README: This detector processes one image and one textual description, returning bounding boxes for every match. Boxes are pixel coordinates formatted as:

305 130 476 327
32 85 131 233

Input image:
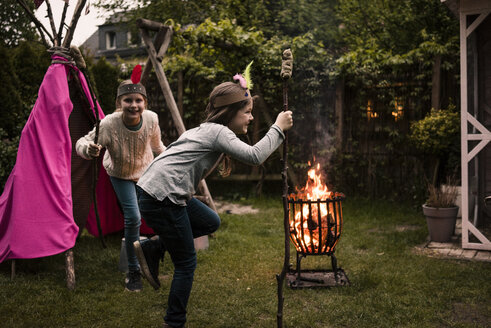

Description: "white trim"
460 10 491 251
465 12 490 37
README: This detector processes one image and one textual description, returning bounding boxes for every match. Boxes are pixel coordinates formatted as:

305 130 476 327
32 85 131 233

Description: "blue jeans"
137 187 220 327
110 176 141 272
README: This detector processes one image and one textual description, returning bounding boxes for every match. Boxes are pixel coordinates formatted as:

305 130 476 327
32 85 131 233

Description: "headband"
212 61 254 108
213 89 251 108
117 65 147 98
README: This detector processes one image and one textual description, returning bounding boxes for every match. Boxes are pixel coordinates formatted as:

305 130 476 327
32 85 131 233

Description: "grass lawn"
0 197 490 327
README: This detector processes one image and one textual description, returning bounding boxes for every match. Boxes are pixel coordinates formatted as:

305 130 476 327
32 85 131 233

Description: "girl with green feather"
133 62 293 328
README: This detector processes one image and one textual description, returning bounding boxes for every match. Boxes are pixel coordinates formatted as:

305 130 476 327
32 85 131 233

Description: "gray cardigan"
137 122 285 205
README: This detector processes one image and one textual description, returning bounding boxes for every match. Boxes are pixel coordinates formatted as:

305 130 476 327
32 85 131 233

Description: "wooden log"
65 249 76 290
136 18 166 31
156 26 173 61
140 28 186 134
141 29 166 84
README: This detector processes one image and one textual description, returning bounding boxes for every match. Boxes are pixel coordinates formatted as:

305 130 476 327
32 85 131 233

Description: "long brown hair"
205 82 252 177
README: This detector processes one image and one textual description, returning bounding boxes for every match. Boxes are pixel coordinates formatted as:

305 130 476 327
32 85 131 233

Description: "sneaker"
134 236 162 290
125 270 143 292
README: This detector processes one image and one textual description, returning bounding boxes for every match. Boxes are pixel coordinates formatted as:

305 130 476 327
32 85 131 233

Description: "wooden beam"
136 18 166 31
141 27 172 85
140 28 185 134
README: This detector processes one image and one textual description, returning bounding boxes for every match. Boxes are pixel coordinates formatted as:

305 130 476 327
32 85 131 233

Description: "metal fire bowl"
287 269 350 289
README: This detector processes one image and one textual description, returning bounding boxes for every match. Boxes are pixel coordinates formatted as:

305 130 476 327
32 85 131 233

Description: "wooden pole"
65 249 75 290
57 1 70 45
140 26 171 85
62 0 87 48
11 260 15 280
44 0 59 46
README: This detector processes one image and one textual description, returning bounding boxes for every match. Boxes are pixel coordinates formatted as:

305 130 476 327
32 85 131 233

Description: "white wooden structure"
451 0 491 250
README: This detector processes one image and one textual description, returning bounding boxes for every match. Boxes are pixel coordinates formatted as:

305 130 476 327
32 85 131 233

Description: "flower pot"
422 204 458 242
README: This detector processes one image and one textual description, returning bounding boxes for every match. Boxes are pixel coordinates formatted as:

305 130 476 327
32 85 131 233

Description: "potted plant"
422 180 459 242
409 107 460 242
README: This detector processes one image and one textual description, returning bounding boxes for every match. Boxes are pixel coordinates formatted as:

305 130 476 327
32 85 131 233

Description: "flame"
289 162 342 253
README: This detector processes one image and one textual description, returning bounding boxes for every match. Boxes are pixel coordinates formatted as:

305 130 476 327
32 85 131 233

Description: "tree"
0 0 38 47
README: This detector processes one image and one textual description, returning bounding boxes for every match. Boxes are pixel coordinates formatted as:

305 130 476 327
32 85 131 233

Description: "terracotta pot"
422 204 458 242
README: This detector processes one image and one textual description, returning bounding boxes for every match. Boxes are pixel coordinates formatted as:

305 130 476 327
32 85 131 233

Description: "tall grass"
1 197 490 327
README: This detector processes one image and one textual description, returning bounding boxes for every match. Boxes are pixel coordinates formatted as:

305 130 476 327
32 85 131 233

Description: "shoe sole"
134 240 161 290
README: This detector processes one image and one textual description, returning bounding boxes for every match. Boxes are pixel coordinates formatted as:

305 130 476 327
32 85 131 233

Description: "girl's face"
228 100 253 135
120 93 145 124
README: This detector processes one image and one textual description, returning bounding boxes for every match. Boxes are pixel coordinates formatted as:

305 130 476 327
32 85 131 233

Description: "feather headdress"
117 65 147 98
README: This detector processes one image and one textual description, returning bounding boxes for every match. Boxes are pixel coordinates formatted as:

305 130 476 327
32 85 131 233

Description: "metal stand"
287 252 350 288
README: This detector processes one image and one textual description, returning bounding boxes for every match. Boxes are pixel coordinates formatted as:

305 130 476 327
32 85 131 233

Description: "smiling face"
227 99 253 135
118 93 146 126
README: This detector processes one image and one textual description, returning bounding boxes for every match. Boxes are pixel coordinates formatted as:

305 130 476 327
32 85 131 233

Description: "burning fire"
289 162 343 253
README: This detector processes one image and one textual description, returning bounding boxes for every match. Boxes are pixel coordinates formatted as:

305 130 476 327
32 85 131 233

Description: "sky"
34 0 107 46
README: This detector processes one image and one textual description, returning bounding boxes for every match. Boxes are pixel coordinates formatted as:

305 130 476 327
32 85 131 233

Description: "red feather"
131 65 142 84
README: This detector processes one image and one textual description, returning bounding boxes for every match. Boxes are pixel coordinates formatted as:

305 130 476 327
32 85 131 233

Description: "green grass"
1 197 490 328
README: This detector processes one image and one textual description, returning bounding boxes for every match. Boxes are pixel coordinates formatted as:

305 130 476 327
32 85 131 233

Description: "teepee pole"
57 1 70 45
44 0 59 46
62 0 87 48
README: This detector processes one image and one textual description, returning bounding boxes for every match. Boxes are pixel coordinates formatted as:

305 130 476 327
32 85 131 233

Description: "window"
106 31 116 50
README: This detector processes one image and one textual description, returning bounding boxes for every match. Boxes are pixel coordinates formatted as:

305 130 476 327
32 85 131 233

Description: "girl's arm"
75 126 103 159
215 124 285 166
214 110 292 165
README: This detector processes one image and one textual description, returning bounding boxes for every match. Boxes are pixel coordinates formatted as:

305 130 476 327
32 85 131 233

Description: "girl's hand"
88 143 102 158
275 111 293 132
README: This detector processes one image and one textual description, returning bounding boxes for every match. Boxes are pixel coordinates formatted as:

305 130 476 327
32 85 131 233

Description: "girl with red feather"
76 65 165 291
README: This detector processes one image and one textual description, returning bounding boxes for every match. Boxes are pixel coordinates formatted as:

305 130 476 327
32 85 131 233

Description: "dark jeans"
137 187 220 327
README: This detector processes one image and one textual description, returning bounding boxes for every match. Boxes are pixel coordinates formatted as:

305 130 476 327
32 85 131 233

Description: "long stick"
70 45 106 248
276 48 293 328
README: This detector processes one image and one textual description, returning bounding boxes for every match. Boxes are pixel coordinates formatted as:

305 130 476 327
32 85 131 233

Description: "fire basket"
285 165 350 288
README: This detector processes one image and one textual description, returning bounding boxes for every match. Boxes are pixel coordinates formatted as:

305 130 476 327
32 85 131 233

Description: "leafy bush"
409 107 460 156
409 106 460 188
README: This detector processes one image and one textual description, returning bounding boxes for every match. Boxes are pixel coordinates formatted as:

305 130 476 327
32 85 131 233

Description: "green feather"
243 60 254 90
